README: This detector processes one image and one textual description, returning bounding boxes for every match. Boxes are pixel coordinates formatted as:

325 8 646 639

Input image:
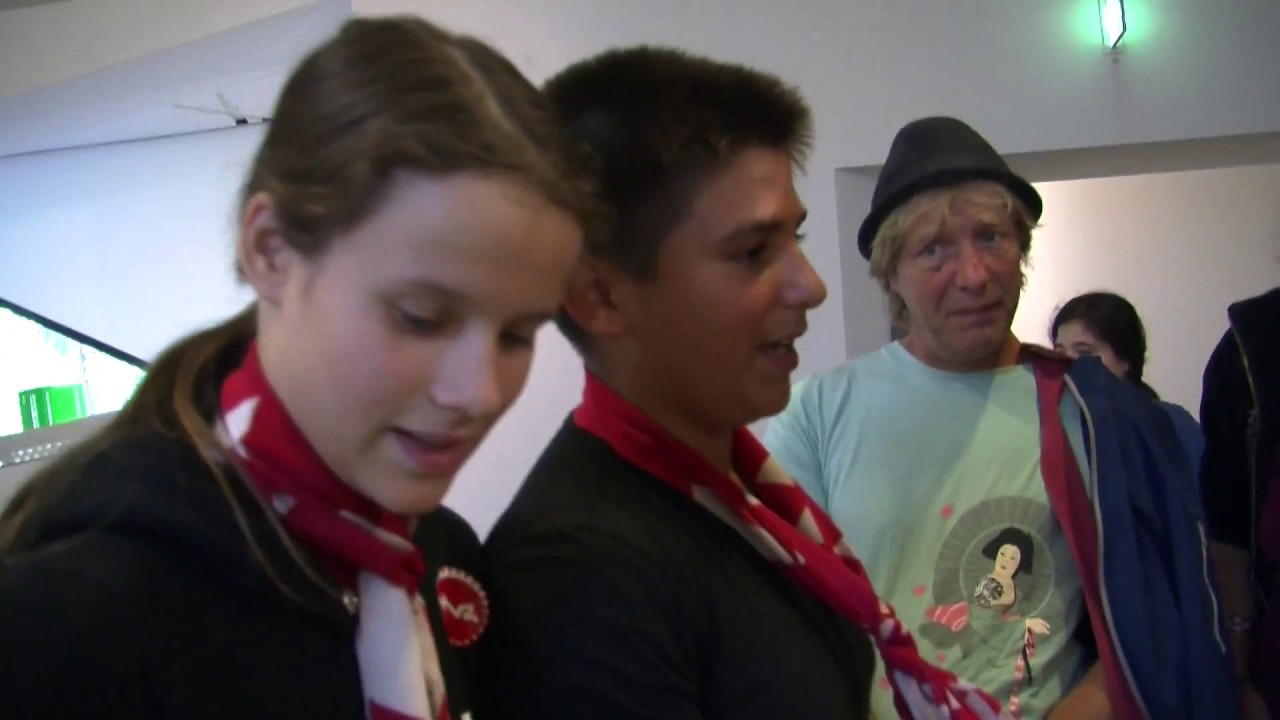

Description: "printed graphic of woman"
965 527 1051 643
922 526 1051 718
975 528 1048 635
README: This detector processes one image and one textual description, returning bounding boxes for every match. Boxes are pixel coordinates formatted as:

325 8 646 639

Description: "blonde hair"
0 17 599 595
867 180 1036 333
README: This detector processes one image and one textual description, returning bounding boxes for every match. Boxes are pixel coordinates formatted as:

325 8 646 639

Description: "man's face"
890 186 1024 372
618 147 827 430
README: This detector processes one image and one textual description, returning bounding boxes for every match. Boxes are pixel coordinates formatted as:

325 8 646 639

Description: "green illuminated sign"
1100 0 1127 49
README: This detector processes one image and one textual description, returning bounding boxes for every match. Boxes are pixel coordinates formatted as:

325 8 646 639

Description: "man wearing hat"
766 117 1238 719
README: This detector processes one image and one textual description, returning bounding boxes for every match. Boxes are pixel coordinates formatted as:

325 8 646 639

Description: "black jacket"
0 432 483 719
477 420 875 720
1200 287 1280 618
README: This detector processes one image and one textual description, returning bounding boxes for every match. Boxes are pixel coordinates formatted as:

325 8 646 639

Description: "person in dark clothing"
1201 286 1280 719
1 433 485 719
0 16 595 720
478 48 1006 720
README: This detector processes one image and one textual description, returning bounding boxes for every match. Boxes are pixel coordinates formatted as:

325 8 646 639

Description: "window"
0 299 146 438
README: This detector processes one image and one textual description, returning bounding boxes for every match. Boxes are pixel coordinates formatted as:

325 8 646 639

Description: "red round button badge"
435 567 490 647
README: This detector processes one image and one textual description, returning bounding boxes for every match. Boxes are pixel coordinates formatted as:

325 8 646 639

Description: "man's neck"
902 333 1022 373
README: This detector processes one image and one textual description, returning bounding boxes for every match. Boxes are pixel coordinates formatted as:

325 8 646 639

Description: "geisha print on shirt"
917 497 1082 719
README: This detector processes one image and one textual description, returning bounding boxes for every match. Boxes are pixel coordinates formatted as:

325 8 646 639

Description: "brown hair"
541 46 812 351
868 181 1035 334
0 17 597 572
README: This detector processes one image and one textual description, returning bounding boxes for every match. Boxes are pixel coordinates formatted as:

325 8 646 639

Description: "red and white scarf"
573 372 1008 720
219 342 449 720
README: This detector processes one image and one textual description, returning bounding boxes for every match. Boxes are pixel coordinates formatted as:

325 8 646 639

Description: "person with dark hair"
0 16 595 719
766 116 1237 719
1199 286 1280 719
478 48 1000 720
1051 291 1204 479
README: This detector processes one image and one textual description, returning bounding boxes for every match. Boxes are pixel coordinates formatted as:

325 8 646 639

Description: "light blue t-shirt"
764 342 1091 720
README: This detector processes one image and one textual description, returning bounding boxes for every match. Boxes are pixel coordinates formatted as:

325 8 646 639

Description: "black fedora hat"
856 116 1042 259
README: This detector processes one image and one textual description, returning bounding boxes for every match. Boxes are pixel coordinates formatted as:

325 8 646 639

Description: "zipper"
1065 376 1150 720
1230 327 1264 608
1199 521 1228 653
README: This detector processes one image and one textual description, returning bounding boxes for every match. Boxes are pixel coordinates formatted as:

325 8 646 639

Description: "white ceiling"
0 0 70 11
0 0 350 158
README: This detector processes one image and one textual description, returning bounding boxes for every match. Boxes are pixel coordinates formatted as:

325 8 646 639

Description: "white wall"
0 0 351 158
1013 163 1280 414
0 0 319 97
0 127 260 359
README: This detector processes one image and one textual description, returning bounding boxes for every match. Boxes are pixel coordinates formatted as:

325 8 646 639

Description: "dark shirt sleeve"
1200 329 1253 548
477 527 704 720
